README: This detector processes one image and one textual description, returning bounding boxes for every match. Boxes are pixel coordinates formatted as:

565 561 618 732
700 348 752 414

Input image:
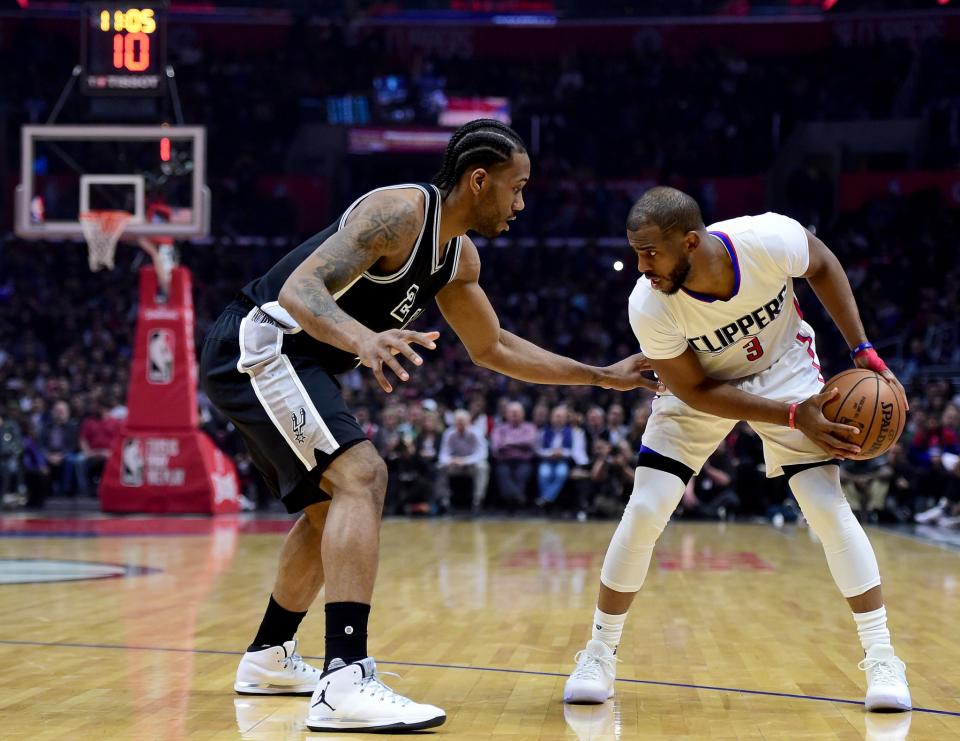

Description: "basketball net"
80 210 132 272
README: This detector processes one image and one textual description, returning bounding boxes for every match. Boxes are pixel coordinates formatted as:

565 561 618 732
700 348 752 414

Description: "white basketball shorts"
640 320 830 477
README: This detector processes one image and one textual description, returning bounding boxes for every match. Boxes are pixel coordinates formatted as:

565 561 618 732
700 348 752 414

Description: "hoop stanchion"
79 210 131 271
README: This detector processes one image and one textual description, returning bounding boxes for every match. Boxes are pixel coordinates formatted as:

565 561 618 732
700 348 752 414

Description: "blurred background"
2 0 959 532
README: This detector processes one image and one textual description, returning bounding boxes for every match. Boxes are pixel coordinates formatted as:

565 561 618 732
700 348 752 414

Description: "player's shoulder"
708 212 805 243
628 277 667 318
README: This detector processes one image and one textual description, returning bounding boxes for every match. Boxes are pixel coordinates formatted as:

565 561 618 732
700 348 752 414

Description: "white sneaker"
563 639 617 704
860 645 911 712
234 640 321 695
305 657 446 732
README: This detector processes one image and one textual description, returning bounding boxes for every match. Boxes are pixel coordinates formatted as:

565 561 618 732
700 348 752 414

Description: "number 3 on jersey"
743 337 764 361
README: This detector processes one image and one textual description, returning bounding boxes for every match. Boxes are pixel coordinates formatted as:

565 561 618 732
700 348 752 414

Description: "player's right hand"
357 329 440 393
794 387 862 459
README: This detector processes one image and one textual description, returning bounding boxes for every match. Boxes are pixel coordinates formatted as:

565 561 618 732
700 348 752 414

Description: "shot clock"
81 2 167 95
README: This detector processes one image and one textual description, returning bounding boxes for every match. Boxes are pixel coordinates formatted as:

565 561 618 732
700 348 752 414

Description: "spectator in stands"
412 409 444 514
39 400 83 497
536 404 576 508
467 395 491 512
914 447 960 526
884 442 918 522
354 406 379 441
626 402 651 452
0 405 26 504
583 406 609 452
78 399 122 496
490 401 538 511
679 440 739 520
588 438 635 519
437 409 488 513
841 455 894 523
605 403 629 445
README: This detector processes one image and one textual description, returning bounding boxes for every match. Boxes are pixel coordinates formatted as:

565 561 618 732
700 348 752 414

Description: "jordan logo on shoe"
311 681 335 711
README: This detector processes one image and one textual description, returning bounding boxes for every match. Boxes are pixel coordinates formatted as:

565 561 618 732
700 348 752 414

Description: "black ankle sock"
324 602 370 670
248 595 307 653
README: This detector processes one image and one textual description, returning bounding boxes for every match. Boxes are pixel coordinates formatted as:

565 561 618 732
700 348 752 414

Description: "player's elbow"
278 280 304 319
468 339 503 370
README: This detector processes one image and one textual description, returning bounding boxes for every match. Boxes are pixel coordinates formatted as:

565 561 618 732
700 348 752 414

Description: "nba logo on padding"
147 328 174 384
121 438 145 487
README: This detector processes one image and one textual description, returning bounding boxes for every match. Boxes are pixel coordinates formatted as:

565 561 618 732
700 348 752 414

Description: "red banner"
839 171 960 212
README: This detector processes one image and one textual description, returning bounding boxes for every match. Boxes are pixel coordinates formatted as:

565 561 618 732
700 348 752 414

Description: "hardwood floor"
1 515 957 739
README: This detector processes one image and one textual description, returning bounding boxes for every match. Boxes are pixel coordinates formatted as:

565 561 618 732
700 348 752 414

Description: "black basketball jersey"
240 183 463 374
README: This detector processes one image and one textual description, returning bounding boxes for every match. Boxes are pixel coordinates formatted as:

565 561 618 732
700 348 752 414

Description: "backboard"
15 125 209 239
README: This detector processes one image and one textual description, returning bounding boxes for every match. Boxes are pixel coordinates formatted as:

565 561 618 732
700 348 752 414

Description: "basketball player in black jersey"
201 119 654 732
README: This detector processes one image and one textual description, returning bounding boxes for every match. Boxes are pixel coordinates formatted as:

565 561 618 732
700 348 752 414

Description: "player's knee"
788 465 851 543
347 454 388 501
623 492 674 542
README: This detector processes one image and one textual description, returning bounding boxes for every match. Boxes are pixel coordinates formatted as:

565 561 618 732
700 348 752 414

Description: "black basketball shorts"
200 299 368 513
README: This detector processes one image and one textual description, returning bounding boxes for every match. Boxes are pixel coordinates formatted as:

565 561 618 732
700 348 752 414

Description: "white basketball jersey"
628 212 809 381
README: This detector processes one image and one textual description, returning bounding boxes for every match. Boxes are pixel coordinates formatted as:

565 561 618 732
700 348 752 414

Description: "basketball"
820 369 907 460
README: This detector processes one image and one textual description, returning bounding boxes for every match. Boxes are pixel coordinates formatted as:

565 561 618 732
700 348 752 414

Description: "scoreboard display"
81 3 167 95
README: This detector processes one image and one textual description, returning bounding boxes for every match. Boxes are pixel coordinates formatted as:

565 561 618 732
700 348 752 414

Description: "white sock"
853 605 891 653
591 608 627 654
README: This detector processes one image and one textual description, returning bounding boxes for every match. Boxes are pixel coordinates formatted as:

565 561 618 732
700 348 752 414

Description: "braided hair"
432 119 527 197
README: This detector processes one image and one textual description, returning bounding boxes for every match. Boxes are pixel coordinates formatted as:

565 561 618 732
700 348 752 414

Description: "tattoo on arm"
290 194 421 322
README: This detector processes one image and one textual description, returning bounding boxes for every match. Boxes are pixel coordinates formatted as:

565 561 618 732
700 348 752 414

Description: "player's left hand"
597 354 664 393
852 346 908 410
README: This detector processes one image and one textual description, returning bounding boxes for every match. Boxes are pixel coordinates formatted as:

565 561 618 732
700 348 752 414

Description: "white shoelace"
360 669 412 706
571 649 618 682
858 655 906 685
282 650 314 675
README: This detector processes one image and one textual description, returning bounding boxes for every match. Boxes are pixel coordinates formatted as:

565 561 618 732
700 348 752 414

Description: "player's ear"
469 168 488 195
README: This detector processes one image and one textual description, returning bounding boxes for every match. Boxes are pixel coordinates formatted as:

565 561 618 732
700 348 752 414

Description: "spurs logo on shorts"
390 283 420 323
291 407 307 444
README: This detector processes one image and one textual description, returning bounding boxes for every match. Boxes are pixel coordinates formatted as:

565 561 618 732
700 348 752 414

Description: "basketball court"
3 3 959 739
0 515 957 739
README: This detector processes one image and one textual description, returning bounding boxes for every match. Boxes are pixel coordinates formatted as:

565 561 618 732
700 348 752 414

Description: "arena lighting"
613 260 624 272
822 0 839 9
938 0 951 6
160 136 170 161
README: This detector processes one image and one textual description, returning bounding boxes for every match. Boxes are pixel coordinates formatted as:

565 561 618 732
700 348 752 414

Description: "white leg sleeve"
788 465 882 598
599 467 687 593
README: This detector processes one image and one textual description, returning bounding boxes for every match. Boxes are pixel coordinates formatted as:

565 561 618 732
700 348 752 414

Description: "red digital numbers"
112 32 151 72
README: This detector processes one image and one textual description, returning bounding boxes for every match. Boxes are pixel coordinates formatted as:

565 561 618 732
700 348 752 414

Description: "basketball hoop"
80 210 132 271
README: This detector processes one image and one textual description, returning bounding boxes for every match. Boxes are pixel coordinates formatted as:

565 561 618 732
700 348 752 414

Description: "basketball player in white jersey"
563 187 911 712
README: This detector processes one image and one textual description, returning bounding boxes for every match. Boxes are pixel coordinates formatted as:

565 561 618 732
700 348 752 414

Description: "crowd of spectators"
2 6 960 525
1 189 960 529
4 13 960 232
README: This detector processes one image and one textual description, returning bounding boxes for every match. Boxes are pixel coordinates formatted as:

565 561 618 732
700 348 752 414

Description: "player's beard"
658 253 692 295
474 191 507 238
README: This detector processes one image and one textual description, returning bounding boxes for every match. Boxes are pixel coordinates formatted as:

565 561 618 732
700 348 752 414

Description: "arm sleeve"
628 296 687 360
753 212 809 277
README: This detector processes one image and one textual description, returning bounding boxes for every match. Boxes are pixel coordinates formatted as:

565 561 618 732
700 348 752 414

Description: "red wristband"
788 402 798 429
852 347 889 373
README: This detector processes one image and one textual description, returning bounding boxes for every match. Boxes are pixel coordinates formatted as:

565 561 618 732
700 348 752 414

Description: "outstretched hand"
357 329 440 393
597 353 663 393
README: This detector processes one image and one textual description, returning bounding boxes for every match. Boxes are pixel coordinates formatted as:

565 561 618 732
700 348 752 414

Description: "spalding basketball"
820 369 907 460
